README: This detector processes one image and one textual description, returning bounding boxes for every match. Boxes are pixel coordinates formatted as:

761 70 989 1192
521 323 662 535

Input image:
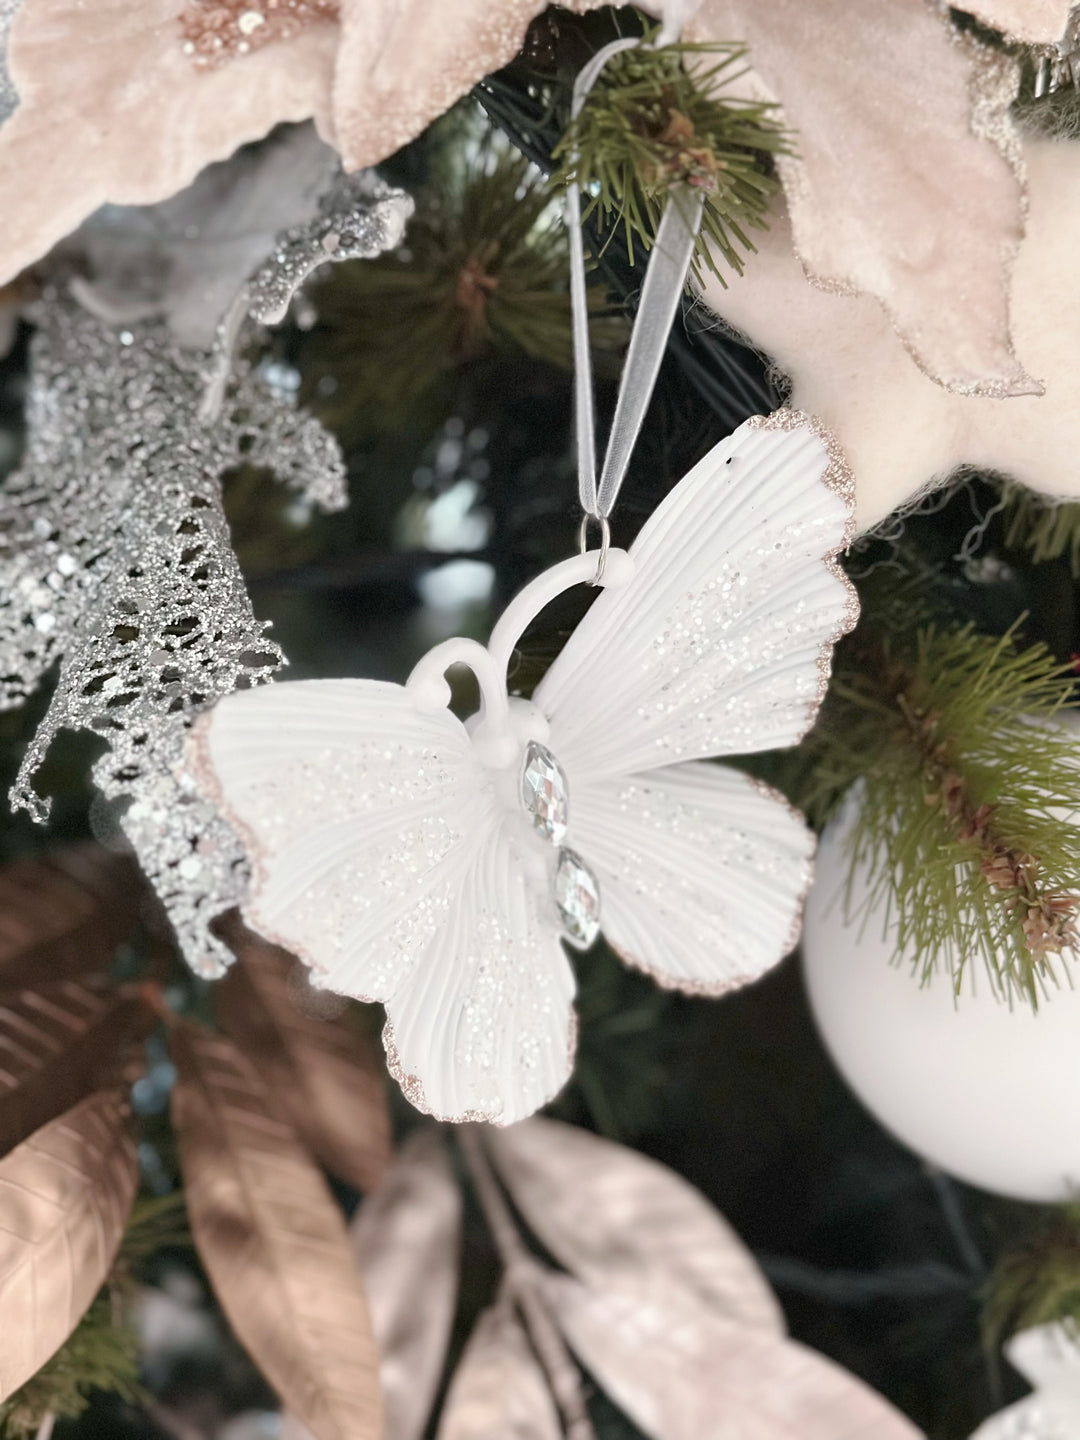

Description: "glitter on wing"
192 679 579 1125
572 765 816 994
534 413 857 779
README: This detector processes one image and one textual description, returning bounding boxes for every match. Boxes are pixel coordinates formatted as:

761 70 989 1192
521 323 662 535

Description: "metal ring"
578 513 610 586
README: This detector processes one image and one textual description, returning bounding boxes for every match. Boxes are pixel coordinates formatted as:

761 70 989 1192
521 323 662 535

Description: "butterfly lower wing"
384 818 577 1125
191 678 492 1001
536 412 856 780
573 763 815 993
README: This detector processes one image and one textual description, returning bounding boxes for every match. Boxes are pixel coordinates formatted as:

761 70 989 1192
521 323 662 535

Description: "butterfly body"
191 411 856 1123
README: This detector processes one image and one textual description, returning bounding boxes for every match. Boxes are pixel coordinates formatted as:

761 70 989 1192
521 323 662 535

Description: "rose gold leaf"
280 1128 463 1440
214 922 390 1193
349 1128 461 1440
435 1305 560 1440
0 978 153 1159
0 844 142 988
168 1018 381 1440
0 1085 138 1399
542 1274 923 1440
488 1118 783 1334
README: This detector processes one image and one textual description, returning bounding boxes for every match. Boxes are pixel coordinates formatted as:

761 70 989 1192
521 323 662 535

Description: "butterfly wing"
535 411 853 994
534 411 856 780
572 764 814 992
193 678 575 1123
384 817 576 1124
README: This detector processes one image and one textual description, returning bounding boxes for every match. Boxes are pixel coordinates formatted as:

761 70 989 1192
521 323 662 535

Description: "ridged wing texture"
536 413 855 780
193 678 495 1003
489 1117 783 1335
0 844 141 987
435 1305 561 1440
0 1086 138 1399
571 764 815 993
169 1019 381 1440
0 978 152 1159
383 820 576 1125
214 923 390 1193
349 1129 461 1440
542 1274 925 1440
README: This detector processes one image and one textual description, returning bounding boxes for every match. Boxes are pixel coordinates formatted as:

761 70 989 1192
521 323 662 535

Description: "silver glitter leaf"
245 168 412 327
69 124 342 349
0 293 347 977
0 0 20 130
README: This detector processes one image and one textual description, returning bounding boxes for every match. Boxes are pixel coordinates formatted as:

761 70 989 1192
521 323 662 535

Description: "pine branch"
0 1296 141 1439
550 28 789 283
1000 482 1080 575
301 114 626 440
984 1206 1080 1349
747 576 1080 998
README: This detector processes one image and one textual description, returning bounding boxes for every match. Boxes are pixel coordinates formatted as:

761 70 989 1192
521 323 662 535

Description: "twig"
33 1415 55 1440
459 1126 596 1440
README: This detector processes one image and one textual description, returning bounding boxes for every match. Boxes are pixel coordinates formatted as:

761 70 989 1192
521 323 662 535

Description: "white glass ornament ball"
802 801 1080 1202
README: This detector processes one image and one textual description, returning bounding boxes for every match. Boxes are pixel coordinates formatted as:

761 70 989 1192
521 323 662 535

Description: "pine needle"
0 1297 141 1437
800 618 1080 1001
1000 481 1080 574
551 29 789 283
303 117 625 438
984 1205 1080 1349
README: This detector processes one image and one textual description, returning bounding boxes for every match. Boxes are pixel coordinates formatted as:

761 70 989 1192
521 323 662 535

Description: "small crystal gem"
554 848 601 947
520 740 569 845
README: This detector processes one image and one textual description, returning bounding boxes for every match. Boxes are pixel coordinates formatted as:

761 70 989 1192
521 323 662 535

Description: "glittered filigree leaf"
0 294 344 976
246 166 412 326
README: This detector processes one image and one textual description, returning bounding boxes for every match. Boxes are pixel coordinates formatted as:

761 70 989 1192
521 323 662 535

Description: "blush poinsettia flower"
0 0 1070 398
191 412 857 1124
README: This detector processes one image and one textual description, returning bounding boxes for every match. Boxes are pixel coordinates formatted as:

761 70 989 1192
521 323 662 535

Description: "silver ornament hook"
578 512 610 586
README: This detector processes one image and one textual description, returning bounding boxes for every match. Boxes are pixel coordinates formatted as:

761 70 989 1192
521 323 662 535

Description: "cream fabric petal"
535 414 855 780
698 139 1080 532
0 0 338 288
693 0 1031 397
384 819 577 1125
967 1 1072 40
572 764 814 993
192 678 495 1004
333 0 608 171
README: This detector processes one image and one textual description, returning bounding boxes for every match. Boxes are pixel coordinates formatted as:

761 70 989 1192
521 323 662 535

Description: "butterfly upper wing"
535 412 856 781
536 412 854 995
192 678 576 1124
572 764 815 993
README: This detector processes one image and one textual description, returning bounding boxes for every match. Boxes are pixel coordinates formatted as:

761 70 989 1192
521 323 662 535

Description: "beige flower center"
179 0 340 69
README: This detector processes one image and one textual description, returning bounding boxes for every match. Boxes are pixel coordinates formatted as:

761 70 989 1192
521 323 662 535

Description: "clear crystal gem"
521 740 569 845
554 848 601 947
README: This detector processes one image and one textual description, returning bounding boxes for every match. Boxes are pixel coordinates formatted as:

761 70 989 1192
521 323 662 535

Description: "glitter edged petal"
0 0 338 287
966 0 1072 40
574 764 815 994
698 140 1080 531
535 413 856 779
694 0 1032 396
383 821 577 1126
192 678 496 1002
332 0 605 171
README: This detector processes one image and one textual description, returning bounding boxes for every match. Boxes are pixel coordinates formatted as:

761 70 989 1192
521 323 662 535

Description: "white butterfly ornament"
191 410 856 1123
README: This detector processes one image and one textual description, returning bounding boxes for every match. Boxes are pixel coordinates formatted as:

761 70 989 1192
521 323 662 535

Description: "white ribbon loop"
566 35 704 525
